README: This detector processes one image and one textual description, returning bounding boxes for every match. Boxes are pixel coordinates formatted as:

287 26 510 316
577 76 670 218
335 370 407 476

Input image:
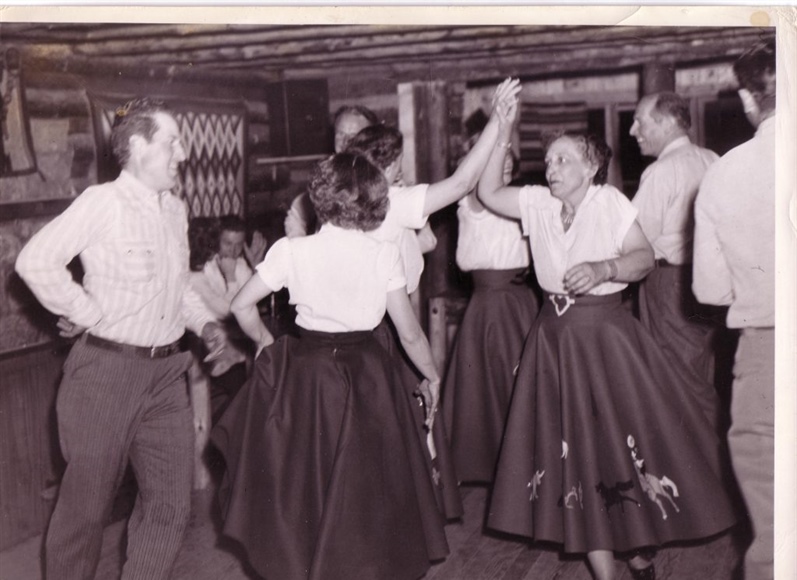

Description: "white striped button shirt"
16 170 215 348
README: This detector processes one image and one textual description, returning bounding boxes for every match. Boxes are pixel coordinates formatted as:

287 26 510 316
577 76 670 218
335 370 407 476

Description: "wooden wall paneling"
603 102 623 191
0 345 68 551
427 296 469 376
640 62 677 96
283 79 331 157
8 25 770 86
398 80 455 325
517 101 589 183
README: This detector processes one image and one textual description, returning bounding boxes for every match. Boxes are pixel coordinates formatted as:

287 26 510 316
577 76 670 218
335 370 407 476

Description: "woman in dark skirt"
342 78 523 518
211 153 447 580
442 152 539 484
478 123 737 580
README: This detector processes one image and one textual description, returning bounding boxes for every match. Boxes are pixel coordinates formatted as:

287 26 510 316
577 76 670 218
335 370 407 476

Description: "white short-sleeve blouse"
368 183 429 294
256 224 406 332
518 183 637 295
455 196 530 272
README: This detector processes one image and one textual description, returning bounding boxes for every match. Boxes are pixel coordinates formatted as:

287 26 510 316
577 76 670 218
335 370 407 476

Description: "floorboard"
0 482 744 580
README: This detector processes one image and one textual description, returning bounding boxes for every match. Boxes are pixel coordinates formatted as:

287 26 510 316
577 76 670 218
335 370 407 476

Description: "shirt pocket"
115 239 157 282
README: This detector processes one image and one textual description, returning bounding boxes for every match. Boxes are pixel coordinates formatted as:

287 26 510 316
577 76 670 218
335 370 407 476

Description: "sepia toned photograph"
1 5 794 580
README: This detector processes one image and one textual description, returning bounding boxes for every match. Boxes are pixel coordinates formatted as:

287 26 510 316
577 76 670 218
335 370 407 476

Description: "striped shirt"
16 170 215 347
632 136 719 265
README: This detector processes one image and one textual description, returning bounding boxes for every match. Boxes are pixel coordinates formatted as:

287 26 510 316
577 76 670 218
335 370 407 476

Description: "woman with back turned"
212 152 448 580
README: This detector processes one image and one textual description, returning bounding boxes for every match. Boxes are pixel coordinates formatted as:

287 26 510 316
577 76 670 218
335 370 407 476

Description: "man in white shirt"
693 41 777 580
630 91 721 427
16 97 225 580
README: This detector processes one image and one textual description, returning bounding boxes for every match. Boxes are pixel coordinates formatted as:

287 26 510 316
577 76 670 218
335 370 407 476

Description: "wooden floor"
0 481 745 580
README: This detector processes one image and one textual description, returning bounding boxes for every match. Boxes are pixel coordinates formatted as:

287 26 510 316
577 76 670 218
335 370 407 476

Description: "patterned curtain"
89 93 246 218
518 101 589 178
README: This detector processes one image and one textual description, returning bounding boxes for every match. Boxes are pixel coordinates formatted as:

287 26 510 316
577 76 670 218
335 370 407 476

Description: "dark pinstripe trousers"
45 335 194 580
638 264 720 428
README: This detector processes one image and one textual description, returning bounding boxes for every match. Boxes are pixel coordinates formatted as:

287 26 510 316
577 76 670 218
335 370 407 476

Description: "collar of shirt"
658 135 692 160
117 169 175 212
573 182 601 213
317 222 370 239
757 114 776 139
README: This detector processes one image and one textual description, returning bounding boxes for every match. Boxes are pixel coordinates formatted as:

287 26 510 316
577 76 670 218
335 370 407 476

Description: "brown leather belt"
85 333 182 359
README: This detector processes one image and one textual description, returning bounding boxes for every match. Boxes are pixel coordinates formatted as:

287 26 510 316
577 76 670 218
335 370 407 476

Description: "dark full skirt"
442 268 539 483
373 317 464 520
212 330 449 580
487 293 737 554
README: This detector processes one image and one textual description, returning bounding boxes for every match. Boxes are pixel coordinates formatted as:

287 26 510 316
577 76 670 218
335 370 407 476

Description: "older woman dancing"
478 115 737 580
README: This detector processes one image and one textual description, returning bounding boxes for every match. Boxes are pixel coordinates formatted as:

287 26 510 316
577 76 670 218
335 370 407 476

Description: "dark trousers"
639 263 720 427
46 335 194 580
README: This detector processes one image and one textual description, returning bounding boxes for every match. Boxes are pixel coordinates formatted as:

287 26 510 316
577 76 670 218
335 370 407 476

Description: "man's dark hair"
734 39 776 113
309 153 389 232
651 92 692 132
110 97 174 168
345 125 403 171
218 214 246 234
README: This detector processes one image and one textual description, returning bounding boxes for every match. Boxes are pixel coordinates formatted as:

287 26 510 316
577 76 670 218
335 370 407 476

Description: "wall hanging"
1 47 37 177
89 92 246 218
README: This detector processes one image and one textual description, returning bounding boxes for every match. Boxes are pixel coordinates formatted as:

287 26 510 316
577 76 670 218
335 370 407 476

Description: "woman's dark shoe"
628 563 656 580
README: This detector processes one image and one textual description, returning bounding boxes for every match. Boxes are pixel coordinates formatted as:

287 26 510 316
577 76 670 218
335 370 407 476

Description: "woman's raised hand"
245 231 268 266
491 78 521 114
496 94 519 127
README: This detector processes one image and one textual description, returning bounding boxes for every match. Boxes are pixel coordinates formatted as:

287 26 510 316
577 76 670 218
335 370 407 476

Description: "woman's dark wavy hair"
308 153 389 232
345 125 403 171
111 97 173 168
542 130 613 185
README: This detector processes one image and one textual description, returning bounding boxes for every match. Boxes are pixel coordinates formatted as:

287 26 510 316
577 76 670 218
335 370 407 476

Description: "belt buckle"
550 294 575 317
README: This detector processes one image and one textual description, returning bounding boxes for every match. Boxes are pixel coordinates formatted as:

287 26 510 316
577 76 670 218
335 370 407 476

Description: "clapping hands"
491 77 521 127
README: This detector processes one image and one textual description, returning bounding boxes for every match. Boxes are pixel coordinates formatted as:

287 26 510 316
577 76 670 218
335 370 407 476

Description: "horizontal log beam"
4 24 772 95
8 25 762 71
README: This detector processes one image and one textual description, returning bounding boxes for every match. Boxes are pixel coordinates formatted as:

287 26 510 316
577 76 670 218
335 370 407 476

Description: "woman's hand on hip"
563 261 610 295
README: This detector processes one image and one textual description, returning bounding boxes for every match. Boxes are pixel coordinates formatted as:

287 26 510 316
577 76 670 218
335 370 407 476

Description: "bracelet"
496 140 512 150
607 259 618 282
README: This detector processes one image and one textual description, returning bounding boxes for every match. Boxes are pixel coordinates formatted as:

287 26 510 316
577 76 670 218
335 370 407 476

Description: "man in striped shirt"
16 97 226 580
629 92 722 428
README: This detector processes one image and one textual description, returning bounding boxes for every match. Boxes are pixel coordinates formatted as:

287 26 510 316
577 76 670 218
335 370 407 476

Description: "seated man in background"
187 214 267 488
